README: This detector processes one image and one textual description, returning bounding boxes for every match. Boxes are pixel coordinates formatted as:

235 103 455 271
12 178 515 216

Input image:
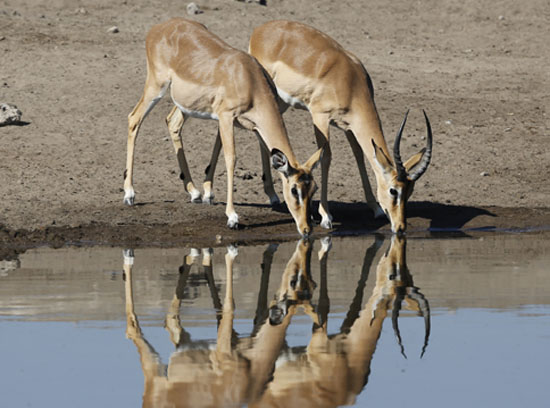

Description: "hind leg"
124 79 170 205
165 106 202 203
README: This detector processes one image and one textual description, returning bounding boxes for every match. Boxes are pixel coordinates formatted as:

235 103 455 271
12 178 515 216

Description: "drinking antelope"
247 20 433 233
123 18 323 236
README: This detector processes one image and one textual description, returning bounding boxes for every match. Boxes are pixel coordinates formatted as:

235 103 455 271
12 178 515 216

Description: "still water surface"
1 232 550 407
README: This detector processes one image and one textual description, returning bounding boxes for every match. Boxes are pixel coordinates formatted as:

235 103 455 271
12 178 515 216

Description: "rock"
187 3 203 15
480 171 489 177
107 26 119 34
0 103 22 126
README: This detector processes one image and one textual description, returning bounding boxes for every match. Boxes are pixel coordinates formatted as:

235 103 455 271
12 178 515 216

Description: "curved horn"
393 110 409 182
408 110 433 181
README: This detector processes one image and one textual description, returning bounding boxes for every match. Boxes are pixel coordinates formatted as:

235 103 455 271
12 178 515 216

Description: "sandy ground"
1 0 549 254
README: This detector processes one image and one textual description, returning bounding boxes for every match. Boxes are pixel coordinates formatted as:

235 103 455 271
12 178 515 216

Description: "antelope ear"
271 148 294 177
303 144 325 172
372 139 394 175
404 148 426 173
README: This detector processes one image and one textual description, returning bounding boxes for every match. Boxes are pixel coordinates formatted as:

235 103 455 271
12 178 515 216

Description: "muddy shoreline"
2 202 550 261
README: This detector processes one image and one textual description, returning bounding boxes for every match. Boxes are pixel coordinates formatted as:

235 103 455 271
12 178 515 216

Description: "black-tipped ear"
371 139 393 175
271 148 293 177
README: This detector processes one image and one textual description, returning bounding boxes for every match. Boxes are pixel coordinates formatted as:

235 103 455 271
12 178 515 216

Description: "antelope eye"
389 188 398 197
291 186 299 197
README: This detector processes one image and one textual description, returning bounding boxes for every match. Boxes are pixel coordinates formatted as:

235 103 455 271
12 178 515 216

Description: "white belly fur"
277 87 307 110
173 99 219 120
170 76 219 121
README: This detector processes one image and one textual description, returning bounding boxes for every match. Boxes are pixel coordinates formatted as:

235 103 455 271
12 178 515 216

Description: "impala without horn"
123 18 323 236
246 20 433 233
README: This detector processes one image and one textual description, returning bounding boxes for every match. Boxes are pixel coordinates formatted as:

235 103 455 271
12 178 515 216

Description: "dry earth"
1 0 549 256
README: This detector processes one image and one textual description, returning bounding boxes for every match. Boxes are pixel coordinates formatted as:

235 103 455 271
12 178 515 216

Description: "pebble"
480 172 489 177
187 3 203 15
107 26 119 34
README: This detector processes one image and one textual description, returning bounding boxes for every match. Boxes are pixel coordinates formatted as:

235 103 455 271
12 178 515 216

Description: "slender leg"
345 130 384 218
217 245 237 356
202 130 223 204
218 115 239 229
255 131 280 206
165 106 202 203
124 79 169 205
311 113 333 229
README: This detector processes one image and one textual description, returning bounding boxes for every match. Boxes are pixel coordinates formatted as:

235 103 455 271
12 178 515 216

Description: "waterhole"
1 231 549 407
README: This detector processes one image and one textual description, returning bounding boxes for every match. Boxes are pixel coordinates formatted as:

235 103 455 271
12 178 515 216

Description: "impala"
123 18 323 236
247 20 433 233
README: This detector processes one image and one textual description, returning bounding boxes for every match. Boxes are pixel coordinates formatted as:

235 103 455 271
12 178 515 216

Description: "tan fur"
124 18 322 236
249 20 432 233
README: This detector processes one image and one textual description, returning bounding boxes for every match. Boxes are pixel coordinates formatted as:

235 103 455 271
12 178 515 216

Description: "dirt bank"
1 0 548 255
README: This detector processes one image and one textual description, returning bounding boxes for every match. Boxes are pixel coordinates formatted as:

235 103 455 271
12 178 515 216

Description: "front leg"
255 130 280 206
202 129 222 204
312 113 333 229
218 115 239 229
345 129 384 218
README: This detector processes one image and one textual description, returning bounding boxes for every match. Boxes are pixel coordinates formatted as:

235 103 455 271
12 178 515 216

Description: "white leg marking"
202 248 213 262
318 236 332 260
320 213 333 229
226 245 238 259
123 249 135 265
227 212 239 229
123 188 135 206
189 188 202 203
202 191 215 205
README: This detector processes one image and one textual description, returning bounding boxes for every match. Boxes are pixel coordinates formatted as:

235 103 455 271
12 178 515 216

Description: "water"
1 232 550 407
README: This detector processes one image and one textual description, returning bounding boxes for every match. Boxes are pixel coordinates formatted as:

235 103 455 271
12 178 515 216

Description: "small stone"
498 15 505 20
445 120 452 125
187 2 203 15
480 171 489 177
0 36 5 41
107 26 119 34
215 234 222 244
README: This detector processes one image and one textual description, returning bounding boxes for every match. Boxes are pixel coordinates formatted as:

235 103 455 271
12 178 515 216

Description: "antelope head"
271 147 324 237
371 110 433 234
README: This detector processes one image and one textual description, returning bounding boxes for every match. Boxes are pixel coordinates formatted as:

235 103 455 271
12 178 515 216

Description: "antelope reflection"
123 236 430 407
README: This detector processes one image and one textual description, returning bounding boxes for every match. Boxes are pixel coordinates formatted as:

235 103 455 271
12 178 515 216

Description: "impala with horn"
248 20 433 233
123 18 323 236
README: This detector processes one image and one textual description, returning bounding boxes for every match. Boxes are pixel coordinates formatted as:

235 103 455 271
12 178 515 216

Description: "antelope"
123 18 323 236
246 20 433 233
123 236 430 407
